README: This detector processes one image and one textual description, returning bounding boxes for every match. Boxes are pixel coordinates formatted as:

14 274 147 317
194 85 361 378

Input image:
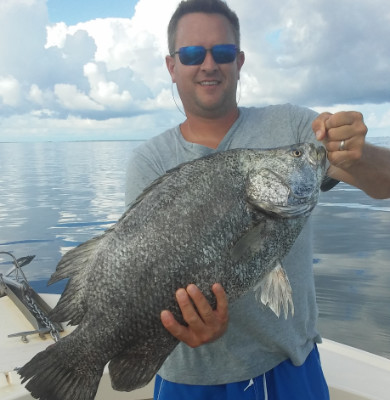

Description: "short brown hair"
167 0 241 55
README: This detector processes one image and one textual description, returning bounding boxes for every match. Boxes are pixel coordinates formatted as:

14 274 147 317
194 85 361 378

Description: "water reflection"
313 183 390 358
0 141 140 278
1 141 389 359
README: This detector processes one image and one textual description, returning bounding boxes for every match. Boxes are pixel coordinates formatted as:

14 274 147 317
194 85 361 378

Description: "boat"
1 251 389 400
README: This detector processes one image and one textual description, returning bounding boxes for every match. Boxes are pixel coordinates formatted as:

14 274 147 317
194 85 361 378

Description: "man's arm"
313 111 390 199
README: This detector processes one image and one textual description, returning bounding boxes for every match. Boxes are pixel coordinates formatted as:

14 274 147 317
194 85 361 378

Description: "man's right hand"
160 283 229 348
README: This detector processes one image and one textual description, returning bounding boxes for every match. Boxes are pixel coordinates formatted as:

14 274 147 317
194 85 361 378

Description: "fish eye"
291 149 302 158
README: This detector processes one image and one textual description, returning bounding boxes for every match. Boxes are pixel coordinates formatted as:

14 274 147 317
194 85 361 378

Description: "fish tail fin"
18 338 104 400
254 262 294 319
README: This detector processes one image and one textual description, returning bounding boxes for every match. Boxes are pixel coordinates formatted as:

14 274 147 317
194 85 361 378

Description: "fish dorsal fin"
48 235 104 325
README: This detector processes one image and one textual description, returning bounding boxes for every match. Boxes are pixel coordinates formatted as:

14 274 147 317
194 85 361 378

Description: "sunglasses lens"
179 46 206 65
211 44 238 64
177 44 238 65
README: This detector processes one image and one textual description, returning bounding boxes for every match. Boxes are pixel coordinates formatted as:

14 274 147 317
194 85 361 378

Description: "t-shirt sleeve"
125 148 162 209
288 104 318 143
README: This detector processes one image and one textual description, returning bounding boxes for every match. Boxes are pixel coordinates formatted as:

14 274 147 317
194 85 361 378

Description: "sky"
0 0 389 142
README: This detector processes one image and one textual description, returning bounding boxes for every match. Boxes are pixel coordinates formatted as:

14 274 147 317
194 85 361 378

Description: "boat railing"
0 252 62 343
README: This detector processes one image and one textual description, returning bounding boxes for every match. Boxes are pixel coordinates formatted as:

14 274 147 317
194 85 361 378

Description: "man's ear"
166 55 176 83
237 51 245 80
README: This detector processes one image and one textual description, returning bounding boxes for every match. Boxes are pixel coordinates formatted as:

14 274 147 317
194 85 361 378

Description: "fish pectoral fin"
253 262 294 319
109 338 178 391
231 222 267 262
250 200 312 218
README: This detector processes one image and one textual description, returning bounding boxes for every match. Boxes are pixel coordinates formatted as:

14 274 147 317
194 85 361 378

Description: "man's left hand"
312 111 368 170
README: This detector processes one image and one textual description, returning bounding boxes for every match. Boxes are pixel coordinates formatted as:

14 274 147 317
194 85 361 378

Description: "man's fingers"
160 284 229 348
160 310 186 339
312 112 332 141
184 283 228 325
324 111 365 131
186 284 214 323
212 283 228 322
176 285 206 327
313 111 367 142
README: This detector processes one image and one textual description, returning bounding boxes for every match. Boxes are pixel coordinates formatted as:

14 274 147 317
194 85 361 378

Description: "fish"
18 142 326 400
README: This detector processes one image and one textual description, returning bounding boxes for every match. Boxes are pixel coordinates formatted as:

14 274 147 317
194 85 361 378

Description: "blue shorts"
154 345 329 400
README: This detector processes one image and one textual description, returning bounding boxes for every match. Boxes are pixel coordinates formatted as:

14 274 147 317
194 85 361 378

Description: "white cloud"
54 83 104 111
0 76 22 106
0 0 48 81
45 22 68 49
0 110 183 142
83 62 133 110
0 0 389 141
28 84 44 105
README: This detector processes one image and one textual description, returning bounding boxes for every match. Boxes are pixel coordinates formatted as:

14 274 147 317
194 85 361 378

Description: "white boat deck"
1 294 389 400
0 294 154 400
321 339 390 400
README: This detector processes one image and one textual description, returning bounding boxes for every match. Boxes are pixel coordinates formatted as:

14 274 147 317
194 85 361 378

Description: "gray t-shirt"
125 104 325 385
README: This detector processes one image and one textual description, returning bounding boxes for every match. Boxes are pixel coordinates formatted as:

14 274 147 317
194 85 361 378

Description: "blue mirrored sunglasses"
171 44 239 66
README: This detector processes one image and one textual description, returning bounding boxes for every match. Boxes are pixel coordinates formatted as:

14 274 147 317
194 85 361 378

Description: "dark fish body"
19 143 326 400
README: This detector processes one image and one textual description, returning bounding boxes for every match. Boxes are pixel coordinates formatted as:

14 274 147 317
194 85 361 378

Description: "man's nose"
201 50 218 71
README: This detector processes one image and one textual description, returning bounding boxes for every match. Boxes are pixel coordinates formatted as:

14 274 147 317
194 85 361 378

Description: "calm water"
1 139 389 359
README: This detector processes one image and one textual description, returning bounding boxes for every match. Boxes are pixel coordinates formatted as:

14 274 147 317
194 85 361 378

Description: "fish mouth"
308 145 327 168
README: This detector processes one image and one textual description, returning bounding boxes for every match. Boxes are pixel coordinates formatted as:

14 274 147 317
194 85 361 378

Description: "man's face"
166 13 245 119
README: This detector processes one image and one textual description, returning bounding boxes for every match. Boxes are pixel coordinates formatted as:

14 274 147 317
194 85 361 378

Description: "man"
125 0 390 398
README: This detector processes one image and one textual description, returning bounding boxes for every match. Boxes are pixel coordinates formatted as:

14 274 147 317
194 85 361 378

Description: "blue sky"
47 0 138 24
0 0 389 142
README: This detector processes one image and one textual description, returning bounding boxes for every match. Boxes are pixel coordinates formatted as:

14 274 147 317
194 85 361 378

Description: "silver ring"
339 140 345 151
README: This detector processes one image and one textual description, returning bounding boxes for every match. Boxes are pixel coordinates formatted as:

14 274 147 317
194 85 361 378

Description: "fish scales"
18 143 326 400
